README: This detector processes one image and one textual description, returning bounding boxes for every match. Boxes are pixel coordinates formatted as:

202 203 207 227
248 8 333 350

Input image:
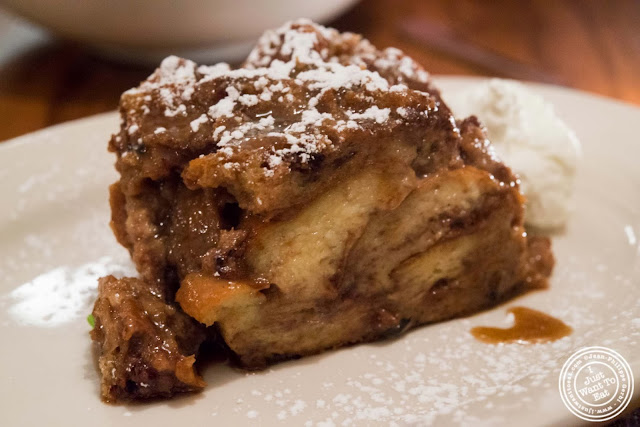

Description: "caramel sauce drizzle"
471 306 572 344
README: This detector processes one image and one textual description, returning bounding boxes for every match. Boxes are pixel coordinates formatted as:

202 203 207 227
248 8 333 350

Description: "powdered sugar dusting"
200 32 399 170
190 114 209 132
347 106 390 124
121 19 437 176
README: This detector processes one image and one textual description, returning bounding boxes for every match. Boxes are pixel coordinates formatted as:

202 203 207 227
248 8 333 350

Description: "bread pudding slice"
91 20 553 400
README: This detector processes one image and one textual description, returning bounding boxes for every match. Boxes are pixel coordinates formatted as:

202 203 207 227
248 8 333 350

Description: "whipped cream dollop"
445 79 581 230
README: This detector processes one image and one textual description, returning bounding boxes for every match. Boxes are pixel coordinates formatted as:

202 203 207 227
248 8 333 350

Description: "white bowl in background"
0 0 359 64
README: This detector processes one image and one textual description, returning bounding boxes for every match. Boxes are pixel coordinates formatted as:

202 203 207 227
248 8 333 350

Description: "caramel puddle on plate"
471 306 572 344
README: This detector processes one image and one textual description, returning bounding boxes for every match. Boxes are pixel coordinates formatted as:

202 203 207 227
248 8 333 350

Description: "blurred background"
0 0 638 143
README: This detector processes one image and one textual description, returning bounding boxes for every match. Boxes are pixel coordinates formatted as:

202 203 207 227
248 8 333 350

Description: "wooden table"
0 0 639 142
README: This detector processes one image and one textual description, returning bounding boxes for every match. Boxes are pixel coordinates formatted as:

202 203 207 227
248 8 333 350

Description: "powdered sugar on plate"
6 257 136 327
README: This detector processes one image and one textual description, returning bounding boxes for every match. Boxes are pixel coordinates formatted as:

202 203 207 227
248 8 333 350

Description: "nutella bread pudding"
90 19 554 402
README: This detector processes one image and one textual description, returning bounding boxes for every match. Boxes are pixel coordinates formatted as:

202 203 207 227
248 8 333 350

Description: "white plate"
1 77 638 426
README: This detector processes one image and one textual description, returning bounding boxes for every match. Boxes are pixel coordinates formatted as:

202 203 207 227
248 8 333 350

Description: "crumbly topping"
245 19 430 86
119 19 438 177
